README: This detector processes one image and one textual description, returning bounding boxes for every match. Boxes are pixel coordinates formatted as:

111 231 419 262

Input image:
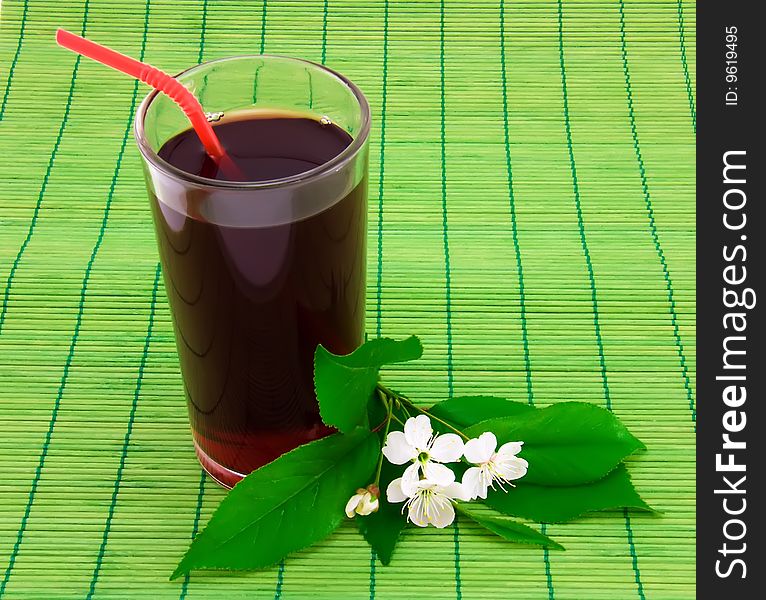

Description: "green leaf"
484 465 654 523
428 396 535 429
356 461 405 565
171 428 379 579
315 336 423 433
464 402 645 485
455 503 564 550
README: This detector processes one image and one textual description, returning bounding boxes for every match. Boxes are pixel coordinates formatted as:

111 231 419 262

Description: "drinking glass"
134 56 370 487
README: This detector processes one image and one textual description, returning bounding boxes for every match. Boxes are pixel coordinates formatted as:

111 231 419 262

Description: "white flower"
386 477 470 528
345 485 380 518
462 432 528 500
381 414 464 495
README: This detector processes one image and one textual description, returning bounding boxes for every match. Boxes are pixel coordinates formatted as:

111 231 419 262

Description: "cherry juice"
151 113 366 486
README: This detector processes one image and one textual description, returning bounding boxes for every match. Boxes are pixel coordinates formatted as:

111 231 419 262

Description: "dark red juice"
151 113 366 487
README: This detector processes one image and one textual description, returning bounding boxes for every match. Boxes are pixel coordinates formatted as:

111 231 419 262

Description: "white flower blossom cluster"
348 414 528 528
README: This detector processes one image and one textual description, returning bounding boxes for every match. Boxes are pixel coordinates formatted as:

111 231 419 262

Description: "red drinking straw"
56 28 239 176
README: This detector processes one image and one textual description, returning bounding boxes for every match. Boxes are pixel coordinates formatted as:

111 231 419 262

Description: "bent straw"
56 29 240 177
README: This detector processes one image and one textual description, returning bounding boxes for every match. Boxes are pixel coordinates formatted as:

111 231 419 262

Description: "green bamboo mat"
0 0 695 598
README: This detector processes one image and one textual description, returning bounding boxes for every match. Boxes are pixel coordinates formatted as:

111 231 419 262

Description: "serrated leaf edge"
171 430 378 579
455 503 565 551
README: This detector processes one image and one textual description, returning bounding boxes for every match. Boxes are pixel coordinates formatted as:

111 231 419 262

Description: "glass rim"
133 54 371 190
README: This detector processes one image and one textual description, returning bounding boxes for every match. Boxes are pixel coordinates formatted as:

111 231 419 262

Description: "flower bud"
345 485 380 518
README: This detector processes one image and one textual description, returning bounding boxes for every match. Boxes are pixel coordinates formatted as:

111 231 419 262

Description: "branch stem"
373 390 395 486
376 383 470 441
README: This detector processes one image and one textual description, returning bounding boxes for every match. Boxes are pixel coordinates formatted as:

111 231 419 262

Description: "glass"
134 56 370 488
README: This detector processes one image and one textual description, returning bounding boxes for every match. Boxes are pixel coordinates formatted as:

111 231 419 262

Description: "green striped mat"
0 0 695 598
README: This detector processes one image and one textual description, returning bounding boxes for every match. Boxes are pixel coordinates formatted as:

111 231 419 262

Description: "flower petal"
496 441 524 458
386 478 408 503
345 493 364 518
429 433 465 463
463 431 497 464
407 495 429 527
442 481 472 502
423 461 456 487
494 455 529 482
400 462 422 496
461 466 487 500
382 431 418 465
429 496 456 528
358 493 379 515
404 414 433 451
